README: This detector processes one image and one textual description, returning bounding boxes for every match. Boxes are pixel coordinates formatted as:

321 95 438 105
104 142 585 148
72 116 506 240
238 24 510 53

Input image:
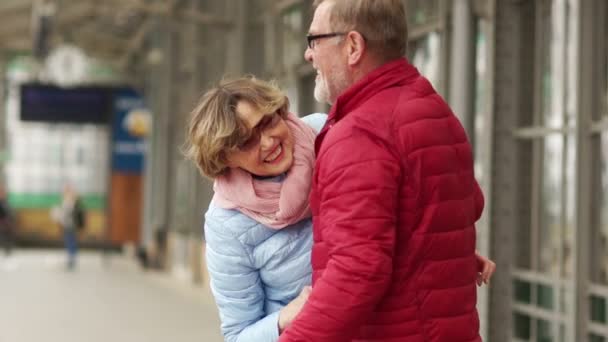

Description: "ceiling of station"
0 0 301 72
0 0 195 70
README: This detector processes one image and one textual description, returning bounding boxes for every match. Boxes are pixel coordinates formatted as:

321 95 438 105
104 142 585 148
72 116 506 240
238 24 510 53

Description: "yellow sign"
123 109 152 138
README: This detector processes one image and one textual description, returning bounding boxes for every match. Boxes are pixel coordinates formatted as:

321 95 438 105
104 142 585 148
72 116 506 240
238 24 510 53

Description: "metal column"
448 0 475 136
573 0 596 340
488 1 537 340
141 16 175 250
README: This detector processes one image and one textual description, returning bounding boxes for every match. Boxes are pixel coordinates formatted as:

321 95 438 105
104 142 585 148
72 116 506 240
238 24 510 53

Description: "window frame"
588 0 608 339
510 1 579 341
406 0 450 96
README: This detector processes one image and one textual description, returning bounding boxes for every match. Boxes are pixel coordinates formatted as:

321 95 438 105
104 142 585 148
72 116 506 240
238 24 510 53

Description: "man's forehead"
309 2 332 32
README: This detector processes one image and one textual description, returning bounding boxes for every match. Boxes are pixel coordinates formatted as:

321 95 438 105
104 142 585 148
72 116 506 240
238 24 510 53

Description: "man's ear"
346 31 366 66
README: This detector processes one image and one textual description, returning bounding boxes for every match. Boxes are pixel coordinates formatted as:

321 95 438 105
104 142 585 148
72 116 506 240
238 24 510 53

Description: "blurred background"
0 0 607 341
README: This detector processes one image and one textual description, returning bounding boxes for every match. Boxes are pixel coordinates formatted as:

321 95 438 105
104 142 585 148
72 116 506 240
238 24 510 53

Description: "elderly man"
279 0 487 341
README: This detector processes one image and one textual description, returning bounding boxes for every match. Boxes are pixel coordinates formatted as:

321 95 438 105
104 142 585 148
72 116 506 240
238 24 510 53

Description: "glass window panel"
474 18 489 179
539 0 553 126
604 3 608 118
564 0 577 128
516 141 533 269
591 295 607 324
590 334 606 342
537 319 554 342
594 132 608 284
539 135 564 274
406 0 440 27
562 134 575 279
540 0 567 128
560 288 570 315
281 5 304 68
514 279 532 304
536 284 554 310
514 313 532 339
298 73 316 117
473 18 492 266
408 33 441 89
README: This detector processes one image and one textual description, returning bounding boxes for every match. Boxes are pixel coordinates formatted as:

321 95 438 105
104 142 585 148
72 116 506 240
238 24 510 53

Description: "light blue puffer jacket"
204 113 326 342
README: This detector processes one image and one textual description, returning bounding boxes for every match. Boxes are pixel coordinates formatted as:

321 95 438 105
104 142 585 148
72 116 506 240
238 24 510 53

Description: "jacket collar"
315 58 419 154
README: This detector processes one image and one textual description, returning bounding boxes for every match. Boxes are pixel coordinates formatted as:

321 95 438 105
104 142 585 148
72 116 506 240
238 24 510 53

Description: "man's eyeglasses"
306 32 346 49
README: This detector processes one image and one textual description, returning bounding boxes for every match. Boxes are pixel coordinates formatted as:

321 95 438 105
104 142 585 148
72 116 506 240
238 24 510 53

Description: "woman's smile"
264 144 284 163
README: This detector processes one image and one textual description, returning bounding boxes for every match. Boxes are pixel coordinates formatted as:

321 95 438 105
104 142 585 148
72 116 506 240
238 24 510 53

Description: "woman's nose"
259 132 275 149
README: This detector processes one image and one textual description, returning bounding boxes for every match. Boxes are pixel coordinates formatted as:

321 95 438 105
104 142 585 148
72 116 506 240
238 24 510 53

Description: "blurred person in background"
52 184 85 270
0 185 15 257
279 1 491 341
184 76 496 342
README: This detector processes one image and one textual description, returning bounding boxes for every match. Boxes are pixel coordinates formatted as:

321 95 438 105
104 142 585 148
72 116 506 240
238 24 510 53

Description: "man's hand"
278 286 312 334
475 250 496 286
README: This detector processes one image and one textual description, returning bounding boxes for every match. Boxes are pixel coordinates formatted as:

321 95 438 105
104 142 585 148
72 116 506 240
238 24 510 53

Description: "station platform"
0 250 223 342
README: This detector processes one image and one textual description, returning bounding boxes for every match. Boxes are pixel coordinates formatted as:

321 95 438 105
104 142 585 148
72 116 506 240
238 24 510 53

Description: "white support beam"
512 125 575 139
589 284 608 298
590 117 608 133
588 323 608 337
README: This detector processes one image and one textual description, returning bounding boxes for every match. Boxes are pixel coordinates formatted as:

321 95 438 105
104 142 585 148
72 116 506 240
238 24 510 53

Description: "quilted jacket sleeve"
474 180 485 221
205 210 280 342
279 127 399 342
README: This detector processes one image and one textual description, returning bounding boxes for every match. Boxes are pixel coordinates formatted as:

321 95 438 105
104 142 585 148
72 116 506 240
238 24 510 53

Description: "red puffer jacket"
279 58 483 342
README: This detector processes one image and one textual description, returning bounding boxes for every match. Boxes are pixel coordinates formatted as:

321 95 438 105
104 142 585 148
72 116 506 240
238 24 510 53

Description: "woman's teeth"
264 145 282 162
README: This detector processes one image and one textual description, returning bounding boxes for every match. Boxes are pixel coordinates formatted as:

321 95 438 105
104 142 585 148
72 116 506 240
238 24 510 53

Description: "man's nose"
304 46 313 63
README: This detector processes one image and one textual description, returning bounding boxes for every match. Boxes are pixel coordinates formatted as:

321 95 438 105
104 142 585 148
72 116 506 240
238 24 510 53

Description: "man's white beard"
314 75 331 104
314 69 350 105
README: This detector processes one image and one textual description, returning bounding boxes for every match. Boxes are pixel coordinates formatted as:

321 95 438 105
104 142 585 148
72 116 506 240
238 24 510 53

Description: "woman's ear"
222 152 235 168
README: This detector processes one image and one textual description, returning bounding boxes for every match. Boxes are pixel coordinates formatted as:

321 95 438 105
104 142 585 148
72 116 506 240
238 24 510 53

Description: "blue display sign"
20 84 111 124
111 88 151 173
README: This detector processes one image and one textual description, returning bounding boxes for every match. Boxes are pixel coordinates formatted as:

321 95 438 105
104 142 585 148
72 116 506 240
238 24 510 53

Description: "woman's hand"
278 286 312 334
475 250 496 286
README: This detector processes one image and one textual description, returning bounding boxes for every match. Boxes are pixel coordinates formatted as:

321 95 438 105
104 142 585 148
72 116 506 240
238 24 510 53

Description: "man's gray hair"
313 0 408 60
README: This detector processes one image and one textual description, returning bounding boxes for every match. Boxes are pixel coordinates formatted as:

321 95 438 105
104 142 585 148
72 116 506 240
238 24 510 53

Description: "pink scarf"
212 112 316 229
